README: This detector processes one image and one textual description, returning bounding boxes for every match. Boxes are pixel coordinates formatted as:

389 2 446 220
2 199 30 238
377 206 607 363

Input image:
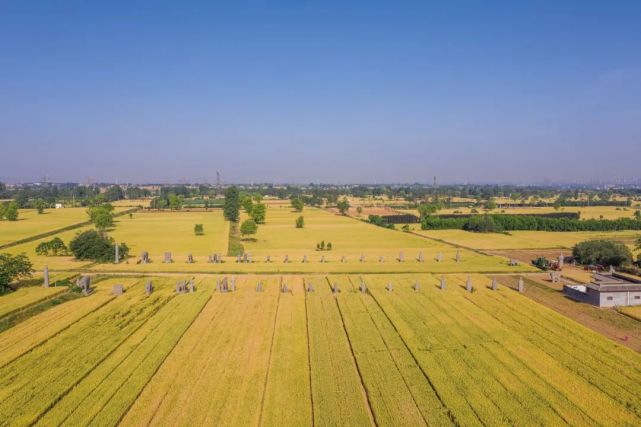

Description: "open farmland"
0 207 129 247
399 205 640 220
1 274 640 425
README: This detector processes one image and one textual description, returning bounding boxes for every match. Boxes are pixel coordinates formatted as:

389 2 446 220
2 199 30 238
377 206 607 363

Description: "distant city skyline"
1 1 640 184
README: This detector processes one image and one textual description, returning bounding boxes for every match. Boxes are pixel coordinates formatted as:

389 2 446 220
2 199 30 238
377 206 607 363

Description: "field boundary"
0 208 140 250
257 278 282 426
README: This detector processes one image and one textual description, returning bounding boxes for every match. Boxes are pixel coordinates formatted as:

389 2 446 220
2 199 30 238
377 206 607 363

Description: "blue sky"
1 1 640 184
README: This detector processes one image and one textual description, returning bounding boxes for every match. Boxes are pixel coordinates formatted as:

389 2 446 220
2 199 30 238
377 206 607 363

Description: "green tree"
224 186 240 222
326 242 332 250
296 216 304 228
240 219 258 238
356 206 363 216
5 202 18 221
634 210 641 221
485 198 497 210
194 224 204 235
291 197 304 212
33 199 47 214
0 203 6 220
336 198 350 215
572 240 632 267
88 205 114 230
240 193 254 213
250 203 266 223
167 193 183 210
35 237 69 256
69 230 128 263
0 253 33 293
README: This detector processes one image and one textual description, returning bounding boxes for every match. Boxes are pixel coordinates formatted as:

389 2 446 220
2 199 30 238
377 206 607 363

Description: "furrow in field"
260 277 313 426
305 276 375 426
0 280 174 426
35 278 212 426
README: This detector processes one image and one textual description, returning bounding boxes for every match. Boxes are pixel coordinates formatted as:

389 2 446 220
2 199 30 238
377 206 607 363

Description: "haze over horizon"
1 1 640 184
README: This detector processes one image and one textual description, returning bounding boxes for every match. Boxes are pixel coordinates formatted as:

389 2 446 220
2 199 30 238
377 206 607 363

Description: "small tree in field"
326 242 332 250
194 224 204 235
296 216 304 228
240 219 258 239
337 198 350 215
250 203 267 224
34 199 47 214
291 197 304 212
356 206 363 216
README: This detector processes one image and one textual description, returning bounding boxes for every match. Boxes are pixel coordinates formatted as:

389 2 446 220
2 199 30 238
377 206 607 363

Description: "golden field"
0 274 640 425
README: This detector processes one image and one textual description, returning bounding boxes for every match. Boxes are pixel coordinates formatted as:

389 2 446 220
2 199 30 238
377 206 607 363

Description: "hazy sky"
1 1 640 184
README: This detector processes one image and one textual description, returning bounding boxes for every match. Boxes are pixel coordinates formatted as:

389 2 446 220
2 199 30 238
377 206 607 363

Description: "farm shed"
564 272 641 307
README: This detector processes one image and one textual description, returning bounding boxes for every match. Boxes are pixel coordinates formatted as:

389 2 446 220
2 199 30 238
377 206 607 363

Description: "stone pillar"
518 277 524 293
440 275 446 290
466 276 473 292
491 277 498 290
43 265 49 288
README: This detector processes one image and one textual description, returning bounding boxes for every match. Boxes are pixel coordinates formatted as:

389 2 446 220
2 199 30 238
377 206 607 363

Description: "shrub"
194 224 204 235
296 216 304 228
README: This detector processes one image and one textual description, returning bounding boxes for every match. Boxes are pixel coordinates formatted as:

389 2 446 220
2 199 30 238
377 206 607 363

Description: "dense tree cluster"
69 230 128 263
572 240 632 267
422 214 641 232
0 253 33 293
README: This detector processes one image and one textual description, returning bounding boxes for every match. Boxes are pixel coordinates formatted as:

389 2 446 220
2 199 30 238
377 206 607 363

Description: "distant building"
55 203 64 209
564 272 641 307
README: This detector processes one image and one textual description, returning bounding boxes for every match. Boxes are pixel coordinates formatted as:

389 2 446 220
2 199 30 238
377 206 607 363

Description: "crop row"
0 281 175 425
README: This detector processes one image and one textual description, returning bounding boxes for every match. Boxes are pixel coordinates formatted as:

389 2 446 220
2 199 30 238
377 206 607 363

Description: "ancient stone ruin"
550 271 561 283
359 254 365 263
466 276 473 292
145 280 153 295
187 254 194 263
164 252 172 264
265 255 271 263
302 255 308 263
256 281 264 292
306 282 314 292
508 259 519 266
360 281 367 293
413 280 420 291
283 255 289 263
332 283 340 294
558 252 564 270
398 251 404 262
140 251 150 264
387 282 394 292
231 276 236 291
113 284 124 296
320 255 325 263
518 277 525 293
379 256 384 263
78 276 93 296
435 252 443 263
188 277 195 293
417 251 424 263
491 277 498 290
440 275 446 290
341 255 346 263
281 282 289 293
455 250 461 263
